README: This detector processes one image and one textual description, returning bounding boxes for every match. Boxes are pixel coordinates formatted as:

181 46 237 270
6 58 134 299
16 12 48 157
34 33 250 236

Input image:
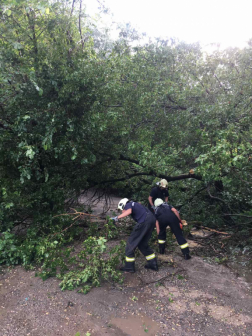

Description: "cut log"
196 226 230 235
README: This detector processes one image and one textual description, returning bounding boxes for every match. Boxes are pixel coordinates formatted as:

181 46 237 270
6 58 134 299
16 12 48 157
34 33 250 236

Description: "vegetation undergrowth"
36 217 125 293
0 215 126 293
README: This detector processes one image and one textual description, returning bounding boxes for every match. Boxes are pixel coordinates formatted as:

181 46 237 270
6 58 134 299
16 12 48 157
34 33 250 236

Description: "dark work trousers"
125 212 156 261
158 211 189 255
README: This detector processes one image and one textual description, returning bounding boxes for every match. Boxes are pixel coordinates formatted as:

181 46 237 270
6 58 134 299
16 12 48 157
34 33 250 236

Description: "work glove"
110 216 118 224
179 220 187 230
151 205 156 211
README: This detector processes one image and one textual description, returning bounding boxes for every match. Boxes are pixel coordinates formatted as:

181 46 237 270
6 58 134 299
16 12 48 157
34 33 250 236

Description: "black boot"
184 254 191 260
159 244 165 254
145 258 158 271
120 261 135 273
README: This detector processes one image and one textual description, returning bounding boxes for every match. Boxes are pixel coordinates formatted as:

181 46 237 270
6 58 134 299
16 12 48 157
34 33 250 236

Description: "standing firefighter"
154 198 191 260
111 198 158 273
148 179 169 213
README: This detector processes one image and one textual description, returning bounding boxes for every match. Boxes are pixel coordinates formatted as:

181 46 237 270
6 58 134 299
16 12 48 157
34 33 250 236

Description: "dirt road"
1 248 252 336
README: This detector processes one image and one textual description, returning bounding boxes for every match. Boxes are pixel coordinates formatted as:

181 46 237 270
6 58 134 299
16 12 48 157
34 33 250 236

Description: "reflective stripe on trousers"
146 253 156 260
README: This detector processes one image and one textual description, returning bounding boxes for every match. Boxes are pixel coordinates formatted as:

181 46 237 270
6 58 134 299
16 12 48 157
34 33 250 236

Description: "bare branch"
232 167 252 184
193 225 230 235
53 208 104 219
179 186 207 210
207 185 231 211
214 74 230 91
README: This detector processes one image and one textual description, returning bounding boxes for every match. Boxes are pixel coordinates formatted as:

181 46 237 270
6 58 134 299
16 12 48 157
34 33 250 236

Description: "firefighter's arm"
171 207 182 222
118 208 132 219
165 196 168 203
155 220 160 235
148 196 154 206
148 196 156 210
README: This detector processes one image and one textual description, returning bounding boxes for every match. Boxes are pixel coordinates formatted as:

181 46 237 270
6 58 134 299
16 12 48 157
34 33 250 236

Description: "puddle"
111 314 160 336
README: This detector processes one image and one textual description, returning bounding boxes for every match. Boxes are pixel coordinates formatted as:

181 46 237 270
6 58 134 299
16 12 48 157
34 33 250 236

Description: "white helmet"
118 198 129 210
154 198 164 207
160 179 168 188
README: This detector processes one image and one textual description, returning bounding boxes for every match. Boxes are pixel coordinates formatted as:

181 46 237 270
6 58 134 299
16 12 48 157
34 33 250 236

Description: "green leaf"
5 202 14 209
26 148 35 160
13 42 23 49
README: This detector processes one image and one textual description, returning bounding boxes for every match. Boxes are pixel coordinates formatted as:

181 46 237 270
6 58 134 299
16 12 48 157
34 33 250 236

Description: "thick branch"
71 0 76 15
118 154 202 181
161 173 202 181
90 171 202 187
194 225 230 235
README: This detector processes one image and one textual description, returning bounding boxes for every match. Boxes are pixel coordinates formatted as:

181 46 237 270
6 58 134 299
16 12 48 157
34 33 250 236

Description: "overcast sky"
84 0 252 49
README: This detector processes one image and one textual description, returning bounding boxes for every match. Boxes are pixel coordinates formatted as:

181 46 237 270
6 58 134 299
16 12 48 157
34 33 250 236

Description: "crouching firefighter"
110 198 158 272
154 198 191 260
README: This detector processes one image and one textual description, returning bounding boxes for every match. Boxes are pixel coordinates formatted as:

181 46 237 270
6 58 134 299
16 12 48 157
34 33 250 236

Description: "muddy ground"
1 193 252 336
1 240 252 336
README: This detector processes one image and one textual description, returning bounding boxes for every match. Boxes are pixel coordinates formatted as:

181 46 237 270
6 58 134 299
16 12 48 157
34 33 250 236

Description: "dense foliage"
0 0 252 270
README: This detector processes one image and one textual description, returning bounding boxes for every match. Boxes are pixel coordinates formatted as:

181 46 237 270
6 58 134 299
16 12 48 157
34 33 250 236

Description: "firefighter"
148 179 169 213
111 198 158 272
154 198 191 260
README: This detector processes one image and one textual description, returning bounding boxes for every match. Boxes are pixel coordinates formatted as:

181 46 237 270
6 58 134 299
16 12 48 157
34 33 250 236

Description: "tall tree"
0 0 251 241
